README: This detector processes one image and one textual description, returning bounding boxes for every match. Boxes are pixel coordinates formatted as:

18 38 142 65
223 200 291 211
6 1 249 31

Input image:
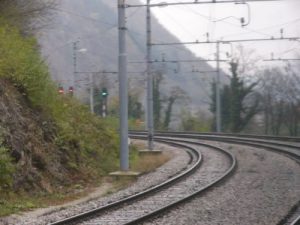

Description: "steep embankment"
0 18 119 215
0 78 68 192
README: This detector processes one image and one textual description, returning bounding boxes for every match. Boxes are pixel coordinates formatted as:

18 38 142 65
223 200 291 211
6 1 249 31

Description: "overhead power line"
126 0 282 8
129 59 228 63
263 58 300 62
151 36 300 46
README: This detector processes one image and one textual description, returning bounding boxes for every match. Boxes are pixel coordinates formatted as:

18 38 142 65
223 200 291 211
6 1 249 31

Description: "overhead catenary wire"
181 4 274 38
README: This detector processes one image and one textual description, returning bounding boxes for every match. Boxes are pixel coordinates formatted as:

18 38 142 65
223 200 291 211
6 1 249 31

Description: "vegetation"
210 60 260 133
259 64 300 136
153 72 188 130
0 146 15 191
0 6 121 211
180 110 212 132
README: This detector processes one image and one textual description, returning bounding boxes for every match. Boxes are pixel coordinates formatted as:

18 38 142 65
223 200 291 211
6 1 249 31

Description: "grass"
0 143 172 217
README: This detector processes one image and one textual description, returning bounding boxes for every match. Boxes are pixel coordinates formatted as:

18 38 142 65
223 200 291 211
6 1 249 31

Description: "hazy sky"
137 0 300 70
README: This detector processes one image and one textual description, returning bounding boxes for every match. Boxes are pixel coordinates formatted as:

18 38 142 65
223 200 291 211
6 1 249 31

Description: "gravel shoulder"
143 141 300 225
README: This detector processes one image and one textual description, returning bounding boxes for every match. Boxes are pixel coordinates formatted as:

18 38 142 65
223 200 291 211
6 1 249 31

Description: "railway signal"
101 87 108 118
68 86 74 95
58 86 64 95
101 87 108 97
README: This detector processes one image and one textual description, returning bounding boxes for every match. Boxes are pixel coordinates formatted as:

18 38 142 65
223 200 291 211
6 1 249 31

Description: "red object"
58 87 64 94
68 86 74 93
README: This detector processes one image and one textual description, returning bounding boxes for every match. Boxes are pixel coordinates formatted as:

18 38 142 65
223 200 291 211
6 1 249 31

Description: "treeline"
210 60 300 136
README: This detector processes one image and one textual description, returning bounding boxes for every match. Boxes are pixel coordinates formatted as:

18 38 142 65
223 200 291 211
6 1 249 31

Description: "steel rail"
123 136 236 225
290 215 300 225
49 139 202 225
131 132 299 162
133 132 299 224
130 130 300 142
49 137 236 225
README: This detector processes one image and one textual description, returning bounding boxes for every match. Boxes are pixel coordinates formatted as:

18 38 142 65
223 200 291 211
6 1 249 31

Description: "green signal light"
101 88 108 97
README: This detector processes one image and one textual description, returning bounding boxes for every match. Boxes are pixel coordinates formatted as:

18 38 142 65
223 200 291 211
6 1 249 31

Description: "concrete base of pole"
139 149 162 155
109 171 140 180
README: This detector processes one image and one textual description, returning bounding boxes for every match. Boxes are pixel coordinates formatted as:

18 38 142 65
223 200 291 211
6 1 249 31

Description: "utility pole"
216 42 221 132
118 0 129 171
72 41 79 96
89 73 94 114
146 0 154 150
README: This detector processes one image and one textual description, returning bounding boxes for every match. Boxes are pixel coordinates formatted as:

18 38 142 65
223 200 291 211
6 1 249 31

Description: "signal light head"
101 88 108 97
58 87 64 94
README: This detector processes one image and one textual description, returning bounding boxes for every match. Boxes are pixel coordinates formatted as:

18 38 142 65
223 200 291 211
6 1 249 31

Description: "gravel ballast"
143 141 300 225
1 140 299 225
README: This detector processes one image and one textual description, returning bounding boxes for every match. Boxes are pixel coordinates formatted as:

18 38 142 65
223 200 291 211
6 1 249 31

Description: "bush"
0 146 15 190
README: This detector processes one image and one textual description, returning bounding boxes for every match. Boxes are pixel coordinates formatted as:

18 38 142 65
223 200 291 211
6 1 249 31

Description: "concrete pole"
216 41 222 132
118 0 129 171
72 41 78 95
146 0 154 150
89 73 94 114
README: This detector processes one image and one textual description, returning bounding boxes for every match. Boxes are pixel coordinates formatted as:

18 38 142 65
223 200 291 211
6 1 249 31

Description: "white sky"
138 0 300 70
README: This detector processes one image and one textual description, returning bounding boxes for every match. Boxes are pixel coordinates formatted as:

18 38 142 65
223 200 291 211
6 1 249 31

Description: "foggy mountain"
38 0 225 115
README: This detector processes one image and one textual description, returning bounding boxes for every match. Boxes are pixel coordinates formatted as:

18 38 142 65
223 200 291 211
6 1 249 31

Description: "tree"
128 92 143 120
153 71 163 129
0 0 56 33
163 86 187 130
210 60 260 133
259 64 300 136
152 71 188 130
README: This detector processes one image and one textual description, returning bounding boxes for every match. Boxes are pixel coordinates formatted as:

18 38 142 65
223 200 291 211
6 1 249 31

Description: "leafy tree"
128 94 143 119
153 72 163 129
210 60 260 133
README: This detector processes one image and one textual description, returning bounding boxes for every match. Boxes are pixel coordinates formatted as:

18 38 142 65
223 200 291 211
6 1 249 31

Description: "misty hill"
38 0 224 117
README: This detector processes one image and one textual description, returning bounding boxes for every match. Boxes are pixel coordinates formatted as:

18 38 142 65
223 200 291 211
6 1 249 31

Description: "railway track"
130 131 300 225
290 215 300 225
49 137 236 225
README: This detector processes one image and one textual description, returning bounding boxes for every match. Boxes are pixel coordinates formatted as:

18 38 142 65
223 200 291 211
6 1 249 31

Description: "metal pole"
102 100 107 117
216 41 222 132
73 41 78 95
146 0 154 150
118 0 129 171
89 73 94 114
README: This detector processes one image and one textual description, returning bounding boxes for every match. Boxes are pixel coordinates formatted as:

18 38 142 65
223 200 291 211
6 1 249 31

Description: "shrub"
0 146 15 190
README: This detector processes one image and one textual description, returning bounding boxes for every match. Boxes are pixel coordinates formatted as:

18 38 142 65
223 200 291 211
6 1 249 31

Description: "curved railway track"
130 131 300 225
49 138 236 225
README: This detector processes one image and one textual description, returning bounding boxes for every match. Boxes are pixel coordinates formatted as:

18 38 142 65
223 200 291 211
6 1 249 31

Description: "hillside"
0 78 69 192
38 0 224 115
0 16 121 215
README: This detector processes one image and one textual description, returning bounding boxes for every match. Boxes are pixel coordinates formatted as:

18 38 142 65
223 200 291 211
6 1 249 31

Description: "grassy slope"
0 18 121 215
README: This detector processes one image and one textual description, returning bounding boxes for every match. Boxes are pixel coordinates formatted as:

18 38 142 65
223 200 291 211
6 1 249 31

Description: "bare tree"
259 63 300 136
0 0 56 33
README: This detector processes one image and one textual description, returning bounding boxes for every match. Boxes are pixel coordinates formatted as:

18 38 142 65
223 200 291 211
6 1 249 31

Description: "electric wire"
162 9 200 41
181 4 274 38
